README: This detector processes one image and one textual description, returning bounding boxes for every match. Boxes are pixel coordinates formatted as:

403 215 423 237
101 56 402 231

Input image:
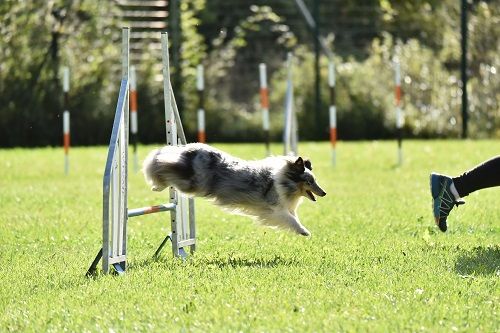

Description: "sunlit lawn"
0 140 498 332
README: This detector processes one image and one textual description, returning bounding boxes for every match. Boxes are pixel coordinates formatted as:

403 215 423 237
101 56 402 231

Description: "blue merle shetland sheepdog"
143 143 326 236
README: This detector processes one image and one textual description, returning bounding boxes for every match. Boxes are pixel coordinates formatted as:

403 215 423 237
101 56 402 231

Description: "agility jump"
86 28 195 276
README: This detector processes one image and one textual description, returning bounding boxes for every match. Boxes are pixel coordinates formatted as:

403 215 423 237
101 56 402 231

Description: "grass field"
0 140 498 332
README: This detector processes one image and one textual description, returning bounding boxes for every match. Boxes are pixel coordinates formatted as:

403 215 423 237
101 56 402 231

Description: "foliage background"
0 0 498 147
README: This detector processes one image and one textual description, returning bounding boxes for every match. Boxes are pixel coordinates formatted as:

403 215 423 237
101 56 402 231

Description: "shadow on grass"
455 245 500 276
204 255 299 269
125 255 178 271
121 253 299 272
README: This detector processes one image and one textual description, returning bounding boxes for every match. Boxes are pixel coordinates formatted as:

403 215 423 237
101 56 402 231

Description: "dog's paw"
298 229 311 237
151 185 165 192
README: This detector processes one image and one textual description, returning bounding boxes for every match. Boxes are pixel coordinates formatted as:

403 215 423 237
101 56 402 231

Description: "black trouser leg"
453 156 500 197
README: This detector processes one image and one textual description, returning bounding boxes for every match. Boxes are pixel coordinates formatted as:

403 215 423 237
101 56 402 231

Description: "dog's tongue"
306 190 316 201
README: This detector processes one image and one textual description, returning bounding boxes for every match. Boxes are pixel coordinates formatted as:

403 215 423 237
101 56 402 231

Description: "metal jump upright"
86 28 196 276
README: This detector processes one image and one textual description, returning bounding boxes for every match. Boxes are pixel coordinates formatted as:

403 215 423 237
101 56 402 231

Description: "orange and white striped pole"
283 53 297 156
394 58 403 166
259 63 270 156
62 66 70 175
328 58 337 166
130 65 139 172
196 64 206 143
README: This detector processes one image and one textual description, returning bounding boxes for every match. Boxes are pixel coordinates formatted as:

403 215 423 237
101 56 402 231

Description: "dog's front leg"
152 185 167 192
269 211 311 236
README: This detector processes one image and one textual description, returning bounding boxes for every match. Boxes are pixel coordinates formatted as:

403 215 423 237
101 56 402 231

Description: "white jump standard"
86 28 196 276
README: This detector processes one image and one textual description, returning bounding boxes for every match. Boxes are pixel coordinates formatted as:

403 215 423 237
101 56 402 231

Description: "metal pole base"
153 233 172 259
113 263 125 275
178 247 188 260
86 249 125 277
86 248 103 277
153 233 189 260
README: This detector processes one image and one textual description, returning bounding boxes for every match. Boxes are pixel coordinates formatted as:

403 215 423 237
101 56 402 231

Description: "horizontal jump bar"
177 238 196 248
128 203 176 217
108 254 126 265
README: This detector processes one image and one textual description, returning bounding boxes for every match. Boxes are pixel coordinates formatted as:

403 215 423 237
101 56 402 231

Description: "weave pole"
394 58 403 166
62 66 70 175
259 63 270 156
283 53 297 156
328 58 337 166
130 65 139 172
196 64 206 143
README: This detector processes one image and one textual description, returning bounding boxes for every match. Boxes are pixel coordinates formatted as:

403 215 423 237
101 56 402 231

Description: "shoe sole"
430 173 448 231
430 173 440 225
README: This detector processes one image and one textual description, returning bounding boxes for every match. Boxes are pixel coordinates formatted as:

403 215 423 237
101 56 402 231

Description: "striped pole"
62 66 70 175
283 53 297 156
130 65 138 172
196 64 206 143
127 203 176 218
259 63 270 156
394 58 403 166
328 57 337 166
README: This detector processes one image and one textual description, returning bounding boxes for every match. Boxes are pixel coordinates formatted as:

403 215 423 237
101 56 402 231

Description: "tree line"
0 0 498 147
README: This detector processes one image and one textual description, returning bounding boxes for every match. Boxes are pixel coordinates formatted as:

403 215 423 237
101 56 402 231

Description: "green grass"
0 140 498 332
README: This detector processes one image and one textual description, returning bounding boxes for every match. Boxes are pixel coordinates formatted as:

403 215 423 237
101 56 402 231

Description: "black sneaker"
430 173 465 232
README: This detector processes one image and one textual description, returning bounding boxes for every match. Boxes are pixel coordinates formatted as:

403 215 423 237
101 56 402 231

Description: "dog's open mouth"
306 190 316 201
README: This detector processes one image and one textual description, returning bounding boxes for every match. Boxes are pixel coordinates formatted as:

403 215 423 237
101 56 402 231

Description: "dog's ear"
293 157 305 173
304 159 312 171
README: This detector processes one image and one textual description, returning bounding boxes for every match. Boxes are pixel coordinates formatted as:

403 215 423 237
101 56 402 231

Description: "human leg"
430 156 500 232
452 156 500 197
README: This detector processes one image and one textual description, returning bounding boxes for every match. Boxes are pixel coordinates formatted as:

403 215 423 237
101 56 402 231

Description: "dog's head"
284 157 327 201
